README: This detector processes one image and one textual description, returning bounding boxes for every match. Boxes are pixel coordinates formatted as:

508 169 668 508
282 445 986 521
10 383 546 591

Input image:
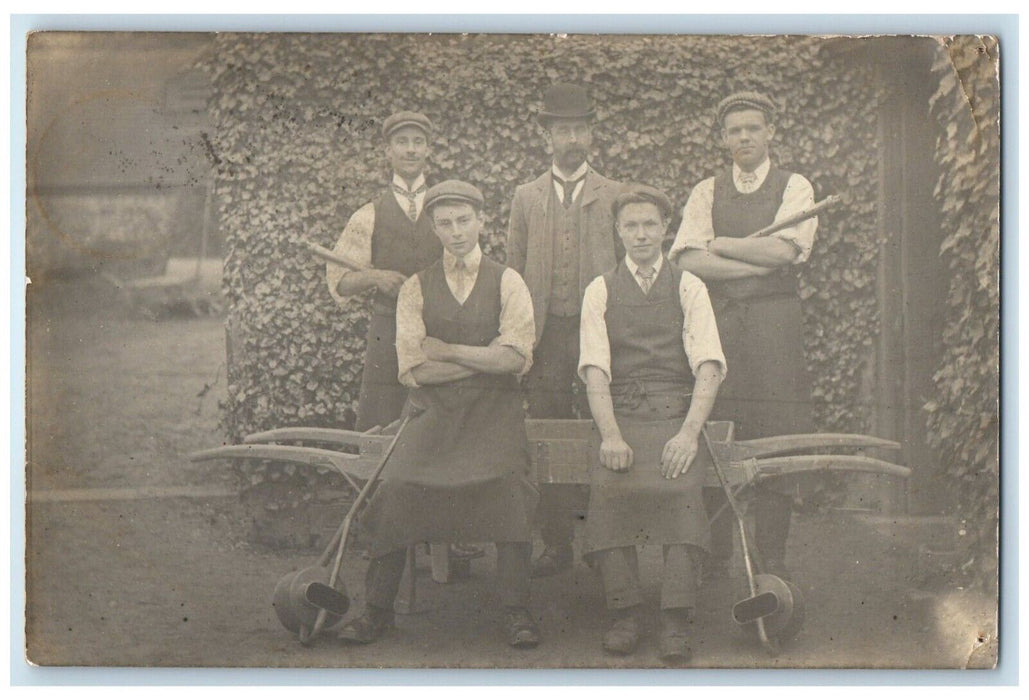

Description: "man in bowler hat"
506 83 625 577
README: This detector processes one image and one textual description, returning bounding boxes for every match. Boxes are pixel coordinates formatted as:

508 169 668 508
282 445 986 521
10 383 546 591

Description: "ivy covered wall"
925 36 1000 586
203 34 884 444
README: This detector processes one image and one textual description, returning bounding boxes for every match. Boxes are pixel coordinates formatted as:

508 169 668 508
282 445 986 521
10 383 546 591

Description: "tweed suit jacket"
506 167 624 343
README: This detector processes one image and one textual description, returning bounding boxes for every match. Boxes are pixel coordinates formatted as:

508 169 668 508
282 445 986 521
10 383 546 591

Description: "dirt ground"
23 275 997 671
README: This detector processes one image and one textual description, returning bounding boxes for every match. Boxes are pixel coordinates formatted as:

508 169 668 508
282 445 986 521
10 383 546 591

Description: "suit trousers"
524 314 590 547
595 544 702 611
365 542 532 611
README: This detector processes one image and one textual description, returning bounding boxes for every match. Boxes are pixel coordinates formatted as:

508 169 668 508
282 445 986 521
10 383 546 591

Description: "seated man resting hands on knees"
578 184 725 665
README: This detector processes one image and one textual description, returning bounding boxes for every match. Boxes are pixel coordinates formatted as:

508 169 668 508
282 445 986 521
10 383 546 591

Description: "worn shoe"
504 607 541 649
449 543 486 559
602 608 641 656
658 608 693 666
530 544 573 578
337 606 394 644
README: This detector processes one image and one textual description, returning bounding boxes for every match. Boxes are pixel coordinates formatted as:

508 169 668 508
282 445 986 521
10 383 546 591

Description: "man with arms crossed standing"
670 91 818 580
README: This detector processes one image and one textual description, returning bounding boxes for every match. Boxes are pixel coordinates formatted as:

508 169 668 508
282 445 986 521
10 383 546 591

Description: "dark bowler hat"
536 83 597 126
611 183 674 221
716 91 778 124
424 180 485 213
381 110 434 139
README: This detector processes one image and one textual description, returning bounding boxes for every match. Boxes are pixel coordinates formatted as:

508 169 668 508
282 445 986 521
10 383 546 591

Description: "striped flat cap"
716 91 778 124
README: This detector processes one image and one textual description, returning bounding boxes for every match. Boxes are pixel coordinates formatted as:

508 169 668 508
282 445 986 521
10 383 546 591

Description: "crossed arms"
395 268 536 388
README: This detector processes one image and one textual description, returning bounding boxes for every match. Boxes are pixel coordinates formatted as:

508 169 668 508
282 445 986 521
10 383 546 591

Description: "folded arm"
674 248 775 280
422 337 526 375
706 236 800 268
327 203 410 301
704 173 818 269
408 359 477 386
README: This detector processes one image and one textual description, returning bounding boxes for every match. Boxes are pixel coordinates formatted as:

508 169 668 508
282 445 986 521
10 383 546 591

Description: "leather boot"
530 543 573 578
659 607 693 666
337 605 394 644
602 605 641 656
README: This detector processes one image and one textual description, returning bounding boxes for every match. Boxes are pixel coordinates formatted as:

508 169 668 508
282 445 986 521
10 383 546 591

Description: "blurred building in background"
27 33 216 281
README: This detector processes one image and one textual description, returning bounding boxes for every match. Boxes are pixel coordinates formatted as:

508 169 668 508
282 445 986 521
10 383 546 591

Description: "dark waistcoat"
370 188 442 312
708 166 797 299
419 256 505 349
547 185 584 317
603 258 693 390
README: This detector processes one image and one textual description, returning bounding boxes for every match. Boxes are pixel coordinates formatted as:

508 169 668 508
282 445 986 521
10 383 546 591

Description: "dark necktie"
554 174 585 208
393 183 427 221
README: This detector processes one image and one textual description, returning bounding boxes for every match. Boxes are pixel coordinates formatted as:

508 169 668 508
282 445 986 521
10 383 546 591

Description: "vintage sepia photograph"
24 30 1000 670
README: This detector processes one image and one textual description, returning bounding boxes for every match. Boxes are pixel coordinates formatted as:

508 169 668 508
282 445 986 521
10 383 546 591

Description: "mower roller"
271 413 413 645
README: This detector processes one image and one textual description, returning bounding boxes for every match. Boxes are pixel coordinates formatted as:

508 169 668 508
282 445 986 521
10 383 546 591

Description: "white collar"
392 172 426 192
625 254 663 278
733 158 771 188
443 244 482 272
551 161 590 182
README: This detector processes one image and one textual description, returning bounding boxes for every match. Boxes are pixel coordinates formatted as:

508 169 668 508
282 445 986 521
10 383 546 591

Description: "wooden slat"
525 419 594 441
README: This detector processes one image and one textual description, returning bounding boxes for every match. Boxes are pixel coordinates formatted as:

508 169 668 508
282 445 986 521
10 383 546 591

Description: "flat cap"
611 183 674 220
382 110 434 139
716 91 777 124
424 180 485 212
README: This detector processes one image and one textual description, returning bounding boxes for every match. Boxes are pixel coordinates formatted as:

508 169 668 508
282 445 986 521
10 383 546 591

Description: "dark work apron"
354 188 442 431
708 168 815 499
706 167 814 441
360 256 538 557
582 260 710 555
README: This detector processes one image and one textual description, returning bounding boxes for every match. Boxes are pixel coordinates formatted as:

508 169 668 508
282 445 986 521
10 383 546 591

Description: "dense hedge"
925 36 1000 587
204 34 883 453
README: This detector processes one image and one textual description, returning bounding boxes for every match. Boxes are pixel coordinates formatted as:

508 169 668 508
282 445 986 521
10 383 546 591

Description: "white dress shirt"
551 161 589 204
668 157 818 265
577 256 727 385
395 245 536 388
326 173 427 305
